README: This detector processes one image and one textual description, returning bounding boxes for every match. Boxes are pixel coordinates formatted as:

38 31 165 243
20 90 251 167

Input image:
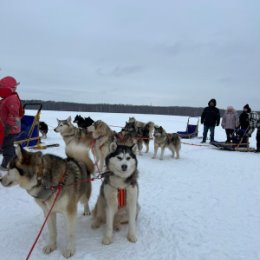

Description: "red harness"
118 188 127 208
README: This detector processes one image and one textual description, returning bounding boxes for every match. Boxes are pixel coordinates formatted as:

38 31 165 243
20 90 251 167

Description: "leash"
181 141 210 147
25 184 63 260
108 124 124 129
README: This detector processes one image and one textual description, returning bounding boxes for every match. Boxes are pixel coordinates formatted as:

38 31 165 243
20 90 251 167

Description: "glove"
4 125 11 136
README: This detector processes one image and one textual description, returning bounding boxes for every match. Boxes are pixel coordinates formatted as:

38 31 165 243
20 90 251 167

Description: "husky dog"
152 126 181 160
123 120 154 153
87 120 116 171
115 130 136 147
73 115 94 129
0 145 92 258
39 121 48 139
54 116 94 174
91 143 139 245
128 117 154 139
123 121 144 153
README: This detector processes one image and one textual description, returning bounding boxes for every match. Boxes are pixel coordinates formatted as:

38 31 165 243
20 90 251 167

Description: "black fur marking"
105 145 137 168
39 121 48 133
73 115 94 128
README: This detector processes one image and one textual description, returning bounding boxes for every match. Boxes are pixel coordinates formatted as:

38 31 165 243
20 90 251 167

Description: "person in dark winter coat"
239 104 251 131
201 98 220 143
246 110 260 152
0 76 24 172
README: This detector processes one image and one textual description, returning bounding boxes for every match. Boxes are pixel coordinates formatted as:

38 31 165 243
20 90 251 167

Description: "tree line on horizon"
22 99 226 117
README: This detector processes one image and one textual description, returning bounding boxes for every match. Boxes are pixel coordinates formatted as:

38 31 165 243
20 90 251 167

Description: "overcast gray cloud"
1 0 260 110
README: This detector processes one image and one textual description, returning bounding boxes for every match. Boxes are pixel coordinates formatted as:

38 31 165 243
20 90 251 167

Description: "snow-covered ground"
0 110 259 260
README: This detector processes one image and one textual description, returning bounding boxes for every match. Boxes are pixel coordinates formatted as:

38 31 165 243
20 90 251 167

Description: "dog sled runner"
177 117 199 139
210 141 256 152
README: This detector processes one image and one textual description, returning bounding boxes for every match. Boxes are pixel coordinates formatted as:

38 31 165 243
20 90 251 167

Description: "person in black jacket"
201 98 220 143
239 104 251 131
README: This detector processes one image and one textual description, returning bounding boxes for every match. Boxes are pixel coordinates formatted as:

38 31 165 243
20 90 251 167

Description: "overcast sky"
1 0 260 110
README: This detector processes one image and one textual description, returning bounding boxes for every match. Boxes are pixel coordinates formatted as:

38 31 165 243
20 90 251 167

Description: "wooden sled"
210 141 256 152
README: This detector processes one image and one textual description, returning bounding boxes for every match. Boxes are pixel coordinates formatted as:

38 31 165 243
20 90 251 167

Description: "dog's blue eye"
117 156 122 160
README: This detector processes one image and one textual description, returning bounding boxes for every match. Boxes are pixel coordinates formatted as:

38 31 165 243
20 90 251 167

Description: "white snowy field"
0 110 260 260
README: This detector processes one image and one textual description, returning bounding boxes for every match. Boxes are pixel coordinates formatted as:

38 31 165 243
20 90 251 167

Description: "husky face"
106 143 137 178
153 126 165 137
1 146 41 191
123 122 136 133
54 116 74 134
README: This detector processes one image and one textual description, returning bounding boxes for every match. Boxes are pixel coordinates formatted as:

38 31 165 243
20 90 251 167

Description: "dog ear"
67 116 72 123
131 144 138 155
15 144 31 164
110 142 117 153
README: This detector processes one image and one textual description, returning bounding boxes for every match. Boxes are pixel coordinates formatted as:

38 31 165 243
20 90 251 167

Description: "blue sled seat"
15 115 40 147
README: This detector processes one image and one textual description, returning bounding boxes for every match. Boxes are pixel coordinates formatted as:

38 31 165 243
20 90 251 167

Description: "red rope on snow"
25 184 63 260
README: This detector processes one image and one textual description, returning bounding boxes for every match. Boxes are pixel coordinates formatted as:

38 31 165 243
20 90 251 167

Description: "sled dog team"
0 116 181 258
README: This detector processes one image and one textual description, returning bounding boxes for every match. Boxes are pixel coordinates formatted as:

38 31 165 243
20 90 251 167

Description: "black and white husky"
91 143 140 245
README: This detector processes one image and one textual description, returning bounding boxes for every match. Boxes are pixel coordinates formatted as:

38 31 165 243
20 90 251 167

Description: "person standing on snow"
221 106 239 143
0 76 24 173
239 104 251 131
246 110 260 153
201 98 220 143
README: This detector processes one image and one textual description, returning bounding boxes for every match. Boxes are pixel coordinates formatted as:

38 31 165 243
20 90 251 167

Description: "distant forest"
22 100 226 117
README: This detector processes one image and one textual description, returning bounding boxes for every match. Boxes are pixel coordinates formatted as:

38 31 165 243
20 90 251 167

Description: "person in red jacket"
0 76 24 172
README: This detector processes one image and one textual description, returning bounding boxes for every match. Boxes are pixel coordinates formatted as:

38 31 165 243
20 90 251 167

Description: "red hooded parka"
0 76 24 135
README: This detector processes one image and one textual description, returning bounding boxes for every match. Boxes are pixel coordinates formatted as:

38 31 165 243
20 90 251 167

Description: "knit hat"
243 104 251 113
0 76 19 91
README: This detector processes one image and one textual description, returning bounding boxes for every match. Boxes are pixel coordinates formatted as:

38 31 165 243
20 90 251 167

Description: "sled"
177 117 199 139
210 141 256 152
30 143 60 150
14 103 42 148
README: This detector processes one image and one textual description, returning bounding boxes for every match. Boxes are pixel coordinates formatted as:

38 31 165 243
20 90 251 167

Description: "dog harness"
118 188 127 208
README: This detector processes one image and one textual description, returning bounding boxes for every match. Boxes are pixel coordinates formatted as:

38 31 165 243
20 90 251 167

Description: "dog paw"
83 211 91 216
91 221 101 229
102 236 112 245
62 247 76 258
127 233 137 243
42 243 57 254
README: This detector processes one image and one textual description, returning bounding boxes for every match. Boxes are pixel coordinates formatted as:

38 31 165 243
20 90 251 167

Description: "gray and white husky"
91 143 140 245
152 126 181 160
54 116 94 174
0 145 92 258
